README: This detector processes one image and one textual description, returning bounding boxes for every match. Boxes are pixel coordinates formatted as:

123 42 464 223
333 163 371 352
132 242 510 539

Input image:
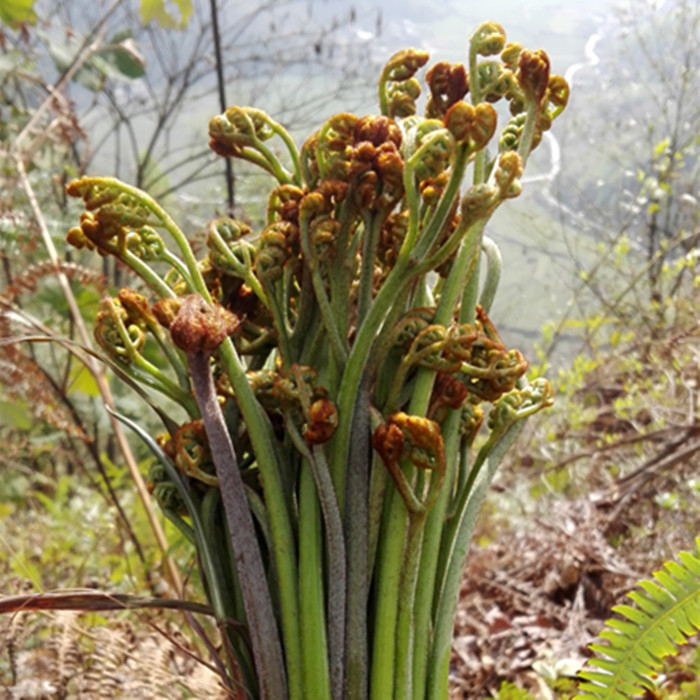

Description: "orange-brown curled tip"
517 49 551 103
372 422 405 465
547 74 569 108
163 294 239 354
118 288 156 323
383 48 430 82
304 398 338 444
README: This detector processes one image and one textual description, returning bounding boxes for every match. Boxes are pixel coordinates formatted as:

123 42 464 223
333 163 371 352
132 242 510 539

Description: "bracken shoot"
65 21 566 700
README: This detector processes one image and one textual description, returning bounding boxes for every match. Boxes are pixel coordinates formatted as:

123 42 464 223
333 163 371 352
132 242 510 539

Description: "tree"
543 0 699 359
63 0 373 206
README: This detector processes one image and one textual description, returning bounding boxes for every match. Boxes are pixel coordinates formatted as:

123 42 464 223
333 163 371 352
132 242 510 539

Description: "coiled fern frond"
576 538 700 699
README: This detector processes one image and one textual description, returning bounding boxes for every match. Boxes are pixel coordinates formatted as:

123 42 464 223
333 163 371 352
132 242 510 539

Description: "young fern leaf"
576 538 700 699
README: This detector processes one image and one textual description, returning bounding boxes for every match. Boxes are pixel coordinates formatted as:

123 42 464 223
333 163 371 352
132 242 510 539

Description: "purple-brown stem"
187 349 287 700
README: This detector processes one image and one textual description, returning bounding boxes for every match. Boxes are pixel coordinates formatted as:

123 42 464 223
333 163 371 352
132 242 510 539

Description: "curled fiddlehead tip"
118 287 158 326
304 397 338 444
372 413 447 513
299 190 332 222
470 21 507 57
355 115 403 148
494 150 524 198
447 308 530 403
517 48 551 104
162 294 239 355
546 74 570 116
94 294 145 363
487 376 554 434
126 226 169 262
208 115 241 157
500 42 522 70
428 373 470 423
405 119 456 181
300 131 321 188
372 144 405 209
330 115 405 209
390 307 435 348
66 211 122 256
207 217 250 244
381 48 430 83
206 217 258 278
372 421 405 466
66 222 102 256
173 419 219 486
460 183 499 222
325 112 360 146
420 171 450 207
208 106 274 158
386 78 422 118
498 113 525 152
462 345 529 402
444 101 497 150
267 184 305 224
316 112 360 180
379 48 430 117
377 209 410 269
255 221 298 284
474 60 518 104
351 147 404 211
373 413 446 472
151 296 181 329
406 324 461 374
426 61 469 118
66 176 119 208
460 399 485 447
96 195 152 229
66 179 175 272
67 177 154 229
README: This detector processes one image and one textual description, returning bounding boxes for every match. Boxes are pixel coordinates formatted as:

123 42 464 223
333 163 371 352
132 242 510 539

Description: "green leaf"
0 0 36 27
576 539 700 699
10 554 42 590
44 31 145 90
0 399 32 430
97 31 146 80
105 39 146 79
67 364 100 398
140 0 193 28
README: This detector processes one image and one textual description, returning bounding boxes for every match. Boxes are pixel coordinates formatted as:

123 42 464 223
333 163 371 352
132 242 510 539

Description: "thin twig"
12 0 124 155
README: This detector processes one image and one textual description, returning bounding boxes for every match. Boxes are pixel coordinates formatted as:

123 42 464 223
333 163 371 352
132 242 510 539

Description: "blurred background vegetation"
0 0 699 697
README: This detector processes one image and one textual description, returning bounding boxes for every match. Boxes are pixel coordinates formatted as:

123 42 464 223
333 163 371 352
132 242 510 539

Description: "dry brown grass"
0 586 228 700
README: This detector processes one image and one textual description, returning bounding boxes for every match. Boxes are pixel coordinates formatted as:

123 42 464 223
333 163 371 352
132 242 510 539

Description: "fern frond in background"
0 260 107 441
576 538 700 699
0 260 107 304
0 608 227 698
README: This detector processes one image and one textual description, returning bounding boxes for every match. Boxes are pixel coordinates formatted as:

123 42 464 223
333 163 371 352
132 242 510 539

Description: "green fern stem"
298 460 332 700
393 511 428 700
411 408 462 699
427 419 527 700
479 235 503 314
